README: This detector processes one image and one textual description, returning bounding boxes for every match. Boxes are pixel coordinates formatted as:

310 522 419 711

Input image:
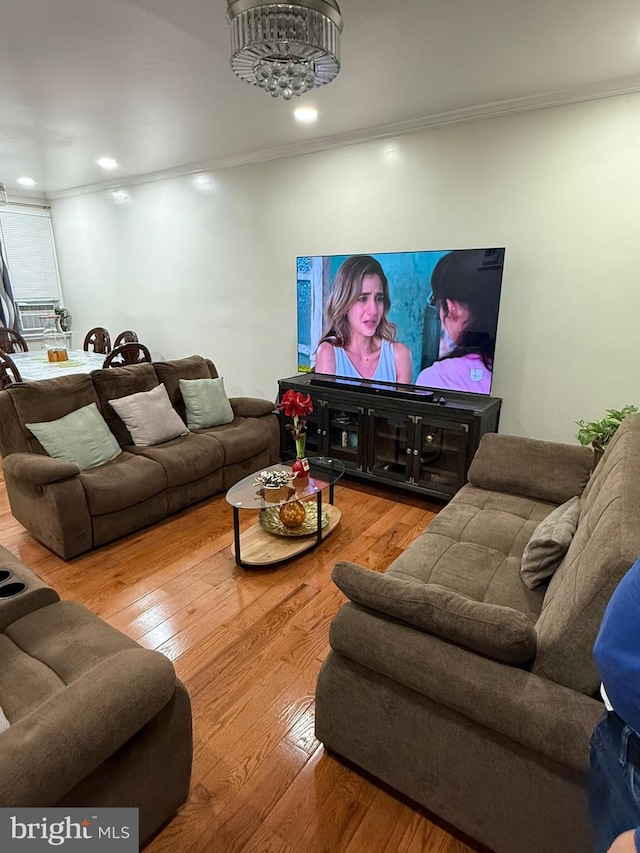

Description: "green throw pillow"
179 377 234 429
26 403 121 470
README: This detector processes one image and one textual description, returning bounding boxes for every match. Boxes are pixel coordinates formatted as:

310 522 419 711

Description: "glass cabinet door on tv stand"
412 417 469 495
368 410 468 494
323 400 365 469
282 398 365 471
366 409 412 484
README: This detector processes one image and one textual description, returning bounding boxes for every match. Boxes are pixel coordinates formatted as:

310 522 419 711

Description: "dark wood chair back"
113 330 139 348
0 327 29 353
83 327 111 354
102 342 152 368
0 349 23 389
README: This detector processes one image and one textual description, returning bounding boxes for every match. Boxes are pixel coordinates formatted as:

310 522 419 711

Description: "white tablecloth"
10 349 107 382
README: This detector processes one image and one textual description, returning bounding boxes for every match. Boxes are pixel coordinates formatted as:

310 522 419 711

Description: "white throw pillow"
109 384 188 447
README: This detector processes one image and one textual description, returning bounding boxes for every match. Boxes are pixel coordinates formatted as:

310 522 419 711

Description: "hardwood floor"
0 468 481 853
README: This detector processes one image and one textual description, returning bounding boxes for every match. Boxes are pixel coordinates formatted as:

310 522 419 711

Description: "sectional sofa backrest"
534 414 640 693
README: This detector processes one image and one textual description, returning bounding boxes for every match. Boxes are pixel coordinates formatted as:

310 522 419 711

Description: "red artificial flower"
277 390 313 418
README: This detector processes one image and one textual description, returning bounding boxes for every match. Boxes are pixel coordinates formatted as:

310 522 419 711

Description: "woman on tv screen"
315 255 412 384
415 249 502 394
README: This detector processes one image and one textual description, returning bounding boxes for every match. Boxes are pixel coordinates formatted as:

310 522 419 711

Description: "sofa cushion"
128 433 225 488
109 384 188 446
468 433 593 504
78 452 167 515
385 484 552 621
26 403 121 471
180 377 234 429
6 374 100 454
520 496 580 589
197 417 274 467
534 415 640 693
333 561 537 664
91 363 160 447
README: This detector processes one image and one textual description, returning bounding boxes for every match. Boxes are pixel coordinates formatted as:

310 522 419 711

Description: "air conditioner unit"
15 300 61 336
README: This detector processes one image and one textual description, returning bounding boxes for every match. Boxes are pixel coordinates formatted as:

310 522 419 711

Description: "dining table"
10 349 107 382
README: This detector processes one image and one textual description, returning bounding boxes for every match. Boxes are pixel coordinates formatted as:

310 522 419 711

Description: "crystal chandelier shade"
227 1 343 100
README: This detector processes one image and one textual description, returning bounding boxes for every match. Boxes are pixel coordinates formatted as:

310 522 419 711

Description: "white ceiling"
1 0 639 196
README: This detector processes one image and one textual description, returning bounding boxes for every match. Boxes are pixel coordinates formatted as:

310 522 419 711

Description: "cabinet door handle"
406 447 412 454
322 430 327 436
413 449 419 455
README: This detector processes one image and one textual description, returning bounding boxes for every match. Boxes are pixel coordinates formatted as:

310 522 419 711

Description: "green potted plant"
576 404 639 464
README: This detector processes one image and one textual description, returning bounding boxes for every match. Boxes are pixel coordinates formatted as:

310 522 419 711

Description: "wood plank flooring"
0 466 483 853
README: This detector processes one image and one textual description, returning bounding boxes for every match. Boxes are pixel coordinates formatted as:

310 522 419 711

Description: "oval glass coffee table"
225 457 345 568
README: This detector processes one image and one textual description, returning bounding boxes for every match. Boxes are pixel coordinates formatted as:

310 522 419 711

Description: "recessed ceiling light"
97 157 118 169
17 176 37 187
294 107 318 123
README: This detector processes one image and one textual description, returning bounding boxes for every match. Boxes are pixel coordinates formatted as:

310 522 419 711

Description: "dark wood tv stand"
278 373 502 501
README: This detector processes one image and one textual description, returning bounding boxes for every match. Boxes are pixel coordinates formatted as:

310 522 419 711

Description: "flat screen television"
296 248 505 396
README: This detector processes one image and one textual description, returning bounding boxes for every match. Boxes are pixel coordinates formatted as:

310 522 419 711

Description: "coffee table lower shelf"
231 504 342 567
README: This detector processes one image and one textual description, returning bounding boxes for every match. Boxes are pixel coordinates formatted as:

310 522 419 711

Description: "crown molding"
47 75 640 201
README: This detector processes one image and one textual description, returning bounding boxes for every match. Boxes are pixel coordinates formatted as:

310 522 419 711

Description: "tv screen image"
297 248 505 396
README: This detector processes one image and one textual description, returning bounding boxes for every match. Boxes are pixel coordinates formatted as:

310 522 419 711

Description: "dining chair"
0 326 29 353
83 327 111 354
0 350 23 389
102 342 152 368
113 330 139 348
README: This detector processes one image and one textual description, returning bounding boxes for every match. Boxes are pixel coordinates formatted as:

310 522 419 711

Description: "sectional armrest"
0 548 60 631
329 602 602 774
3 453 80 486
467 433 594 504
229 397 277 418
0 648 177 806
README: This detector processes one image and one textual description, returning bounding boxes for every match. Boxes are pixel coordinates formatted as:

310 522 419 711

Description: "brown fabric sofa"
0 355 279 559
0 544 192 843
315 414 640 853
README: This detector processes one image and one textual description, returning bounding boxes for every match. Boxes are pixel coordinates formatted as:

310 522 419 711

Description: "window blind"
0 208 62 301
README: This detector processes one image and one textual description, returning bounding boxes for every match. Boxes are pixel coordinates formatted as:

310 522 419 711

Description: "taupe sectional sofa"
0 543 192 843
0 355 279 559
316 414 640 853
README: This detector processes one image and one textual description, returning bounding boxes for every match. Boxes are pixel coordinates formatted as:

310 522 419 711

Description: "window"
0 206 64 335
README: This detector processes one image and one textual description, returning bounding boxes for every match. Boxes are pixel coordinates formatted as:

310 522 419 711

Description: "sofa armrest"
0 546 60 630
0 648 177 806
229 397 277 418
329 602 602 773
467 433 593 504
3 452 80 486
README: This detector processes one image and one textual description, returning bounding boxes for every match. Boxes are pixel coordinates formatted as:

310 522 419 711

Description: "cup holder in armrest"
0 569 13 584
0 582 28 598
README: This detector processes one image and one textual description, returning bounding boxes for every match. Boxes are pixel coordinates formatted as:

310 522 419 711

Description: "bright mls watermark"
0 809 138 850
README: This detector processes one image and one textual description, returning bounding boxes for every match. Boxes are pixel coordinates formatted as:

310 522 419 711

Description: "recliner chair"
0 544 192 843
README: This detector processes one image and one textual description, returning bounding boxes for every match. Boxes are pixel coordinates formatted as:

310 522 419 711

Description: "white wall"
50 92 640 442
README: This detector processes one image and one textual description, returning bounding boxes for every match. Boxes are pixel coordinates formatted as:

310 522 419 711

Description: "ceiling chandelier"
227 0 343 100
